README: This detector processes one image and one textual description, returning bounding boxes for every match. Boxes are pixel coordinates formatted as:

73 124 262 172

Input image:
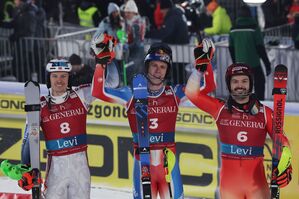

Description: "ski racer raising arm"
185 39 292 199
90 33 215 199
18 58 116 198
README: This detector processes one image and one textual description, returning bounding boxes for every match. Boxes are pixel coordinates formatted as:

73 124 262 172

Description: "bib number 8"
60 122 70 134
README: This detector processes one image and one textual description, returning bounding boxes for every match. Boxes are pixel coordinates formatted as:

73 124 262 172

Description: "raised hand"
90 33 117 65
194 39 215 72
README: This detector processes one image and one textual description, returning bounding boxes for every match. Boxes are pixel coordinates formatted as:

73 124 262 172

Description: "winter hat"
124 0 138 13
206 1 218 13
160 0 173 9
108 2 120 15
69 54 82 65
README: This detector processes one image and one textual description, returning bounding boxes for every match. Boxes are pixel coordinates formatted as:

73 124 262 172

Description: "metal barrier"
263 23 293 38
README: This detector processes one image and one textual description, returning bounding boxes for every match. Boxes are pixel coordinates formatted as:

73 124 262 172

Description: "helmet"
144 42 172 78
46 59 72 73
46 59 72 88
225 63 253 93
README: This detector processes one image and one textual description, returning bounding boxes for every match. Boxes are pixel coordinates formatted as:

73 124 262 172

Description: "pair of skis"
133 74 152 199
270 64 288 199
133 74 175 199
24 81 41 199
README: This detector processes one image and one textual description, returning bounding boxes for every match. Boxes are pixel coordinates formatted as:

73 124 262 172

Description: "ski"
270 64 288 199
133 74 151 199
24 80 41 199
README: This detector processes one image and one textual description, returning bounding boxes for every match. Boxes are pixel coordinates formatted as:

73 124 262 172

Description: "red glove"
90 33 117 65
273 165 292 188
194 39 215 72
18 168 42 191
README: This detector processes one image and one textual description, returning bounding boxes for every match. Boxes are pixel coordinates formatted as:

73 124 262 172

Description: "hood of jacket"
234 17 258 29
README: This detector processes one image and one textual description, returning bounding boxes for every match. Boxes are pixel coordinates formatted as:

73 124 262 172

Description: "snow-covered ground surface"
0 177 132 199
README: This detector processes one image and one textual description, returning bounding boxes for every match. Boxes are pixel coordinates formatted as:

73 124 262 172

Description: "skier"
90 33 215 199
17 59 107 198
185 39 292 199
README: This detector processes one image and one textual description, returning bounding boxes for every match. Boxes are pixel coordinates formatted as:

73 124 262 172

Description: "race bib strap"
132 132 174 144
221 143 264 157
46 134 87 151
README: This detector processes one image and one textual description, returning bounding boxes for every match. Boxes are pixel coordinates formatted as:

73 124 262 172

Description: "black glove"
90 33 117 65
18 168 42 191
194 39 215 72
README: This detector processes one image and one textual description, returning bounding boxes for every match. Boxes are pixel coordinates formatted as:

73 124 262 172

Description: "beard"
231 87 250 100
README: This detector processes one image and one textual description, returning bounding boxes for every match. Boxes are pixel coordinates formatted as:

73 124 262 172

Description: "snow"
0 177 132 199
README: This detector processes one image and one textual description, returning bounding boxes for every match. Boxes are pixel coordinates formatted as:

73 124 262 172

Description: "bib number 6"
237 131 248 142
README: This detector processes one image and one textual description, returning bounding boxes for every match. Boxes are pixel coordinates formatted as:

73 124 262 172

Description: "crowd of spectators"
0 0 298 88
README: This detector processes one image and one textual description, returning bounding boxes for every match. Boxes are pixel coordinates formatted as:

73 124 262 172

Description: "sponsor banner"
0 94 216 130
0 116 298 198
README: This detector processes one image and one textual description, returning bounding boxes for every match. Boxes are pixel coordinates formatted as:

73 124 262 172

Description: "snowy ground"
0 177 200 198
0 177 132 199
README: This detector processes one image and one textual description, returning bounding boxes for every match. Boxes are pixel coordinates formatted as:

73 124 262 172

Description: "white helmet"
46 59 72 73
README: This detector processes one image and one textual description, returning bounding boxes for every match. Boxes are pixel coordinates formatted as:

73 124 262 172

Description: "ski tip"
274 64 288 72
24 80 40 88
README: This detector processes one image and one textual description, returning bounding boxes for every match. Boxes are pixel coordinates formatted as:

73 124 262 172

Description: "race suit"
185 66 290 199
21 85 95 199
91 64 214 199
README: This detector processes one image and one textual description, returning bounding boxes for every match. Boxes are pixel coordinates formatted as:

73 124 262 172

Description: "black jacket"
146 6 189 44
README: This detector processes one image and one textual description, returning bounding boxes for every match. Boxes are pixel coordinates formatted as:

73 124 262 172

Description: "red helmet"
225 63 254 93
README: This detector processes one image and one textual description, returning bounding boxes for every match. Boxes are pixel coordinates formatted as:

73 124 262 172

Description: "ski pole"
163 148 176 198
116 29 128 86
123 60 127 86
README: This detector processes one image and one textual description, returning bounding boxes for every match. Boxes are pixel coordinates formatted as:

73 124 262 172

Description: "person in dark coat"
69 53 94 86
146 0 189 44
229 5 271 100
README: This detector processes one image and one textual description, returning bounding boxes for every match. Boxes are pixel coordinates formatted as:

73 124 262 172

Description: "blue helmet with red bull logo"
144 42 172 78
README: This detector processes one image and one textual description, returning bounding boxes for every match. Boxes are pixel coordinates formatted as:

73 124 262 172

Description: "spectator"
287 0 299 23
261 0 288 28
32 0 46 38
77 0 101 28
146 0 189 85
2 0 14 23
153 1 164 29
203 0 232 37
28 0 47 83
2 0 37 81
229 4 271 100
68 53 94 86
93 2 125 86
123 0 146 85
5 0 37 42
146 0 189 44
292 14 299 49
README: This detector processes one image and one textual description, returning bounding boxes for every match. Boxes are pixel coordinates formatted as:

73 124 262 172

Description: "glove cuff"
195 58 210 66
